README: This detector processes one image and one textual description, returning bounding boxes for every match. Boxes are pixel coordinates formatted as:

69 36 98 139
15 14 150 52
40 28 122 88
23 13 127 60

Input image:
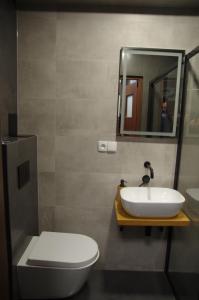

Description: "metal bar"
166 271 181 300
164 227 173 273
151 65 177 85
186 45 199 60
173 54 188 190
145 226 152 236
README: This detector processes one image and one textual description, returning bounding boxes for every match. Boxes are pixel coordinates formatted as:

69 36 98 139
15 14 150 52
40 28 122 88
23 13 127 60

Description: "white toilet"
17 231 99 299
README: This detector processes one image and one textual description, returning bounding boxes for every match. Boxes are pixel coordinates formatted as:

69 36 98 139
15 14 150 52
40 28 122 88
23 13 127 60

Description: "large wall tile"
169 225 199 273
55 134 123 174
56 59 115 100
0 1 17 136
38 172 55 206
18 99 56 135
189 55 199 90
18 11 56 61
56 13 128 61
18 59 56 99
37 136 55 172
55 134 176 178
55 171 120 208
56 98 116 134
39 205 55 232
104 216 167 271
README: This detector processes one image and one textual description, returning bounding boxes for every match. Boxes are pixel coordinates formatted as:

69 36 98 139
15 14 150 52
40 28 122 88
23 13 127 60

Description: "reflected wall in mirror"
185 89 199 137
117 48 184 138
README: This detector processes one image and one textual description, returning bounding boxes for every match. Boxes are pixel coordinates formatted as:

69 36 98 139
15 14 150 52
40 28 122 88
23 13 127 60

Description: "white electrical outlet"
97 141 108 152
107 141 117 153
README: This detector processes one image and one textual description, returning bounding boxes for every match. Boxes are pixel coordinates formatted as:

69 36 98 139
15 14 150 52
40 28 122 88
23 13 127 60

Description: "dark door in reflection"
124 77 143 131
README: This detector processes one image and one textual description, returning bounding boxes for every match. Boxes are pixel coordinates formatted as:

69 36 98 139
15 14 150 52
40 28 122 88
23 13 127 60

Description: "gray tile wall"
0 0 17 136
17 12 199 271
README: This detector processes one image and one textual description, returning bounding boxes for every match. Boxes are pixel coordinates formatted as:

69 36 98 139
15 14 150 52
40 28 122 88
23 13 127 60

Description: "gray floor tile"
70 271 175 300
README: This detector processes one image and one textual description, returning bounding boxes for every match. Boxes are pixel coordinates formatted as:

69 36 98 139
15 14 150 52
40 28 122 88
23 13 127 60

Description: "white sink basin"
120 187 185 218
186 188 199 201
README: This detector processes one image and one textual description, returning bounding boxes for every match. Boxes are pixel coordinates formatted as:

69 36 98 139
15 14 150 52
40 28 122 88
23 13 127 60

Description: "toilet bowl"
17 231 99 299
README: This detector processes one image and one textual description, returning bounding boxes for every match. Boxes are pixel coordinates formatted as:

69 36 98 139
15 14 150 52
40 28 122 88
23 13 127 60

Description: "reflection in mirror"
185 90 199 137
117 48 184 138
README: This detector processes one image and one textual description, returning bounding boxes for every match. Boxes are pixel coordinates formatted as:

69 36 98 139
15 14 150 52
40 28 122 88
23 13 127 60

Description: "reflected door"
124 78 143 131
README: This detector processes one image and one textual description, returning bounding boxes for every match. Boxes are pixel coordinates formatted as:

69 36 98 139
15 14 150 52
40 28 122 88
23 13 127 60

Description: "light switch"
97 141 108 152
107 141 117 153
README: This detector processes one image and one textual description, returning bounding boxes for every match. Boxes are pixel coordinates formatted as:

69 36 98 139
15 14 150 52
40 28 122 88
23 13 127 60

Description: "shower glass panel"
168 49 199 300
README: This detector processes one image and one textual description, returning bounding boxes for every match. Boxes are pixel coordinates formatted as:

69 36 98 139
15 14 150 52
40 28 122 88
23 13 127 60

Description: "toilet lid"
27 231 99 269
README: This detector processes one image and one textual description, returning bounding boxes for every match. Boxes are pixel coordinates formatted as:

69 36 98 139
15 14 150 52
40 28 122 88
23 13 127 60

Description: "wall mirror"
117 48 184 138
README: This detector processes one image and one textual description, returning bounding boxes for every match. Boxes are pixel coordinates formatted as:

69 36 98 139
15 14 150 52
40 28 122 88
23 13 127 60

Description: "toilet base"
17 236 99 299
18 264 90 299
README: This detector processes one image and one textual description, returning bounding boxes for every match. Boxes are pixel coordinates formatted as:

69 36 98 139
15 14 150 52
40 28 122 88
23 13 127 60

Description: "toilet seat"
27 231 99 269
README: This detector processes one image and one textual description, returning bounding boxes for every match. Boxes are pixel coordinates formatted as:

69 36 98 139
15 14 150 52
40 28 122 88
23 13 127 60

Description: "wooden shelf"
115 187 190 227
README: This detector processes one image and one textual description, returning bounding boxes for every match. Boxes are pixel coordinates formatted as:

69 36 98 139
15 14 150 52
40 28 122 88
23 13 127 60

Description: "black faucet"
139 175 150 187
120 179 127 187
144 161 154 179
